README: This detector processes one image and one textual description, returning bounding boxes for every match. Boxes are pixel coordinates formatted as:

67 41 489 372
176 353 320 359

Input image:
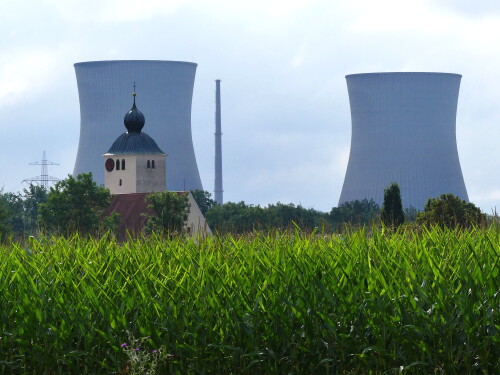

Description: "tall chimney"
214 79 223 205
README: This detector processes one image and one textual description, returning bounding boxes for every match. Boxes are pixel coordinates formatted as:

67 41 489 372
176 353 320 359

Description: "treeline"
195 184 489 234
0 176 491 240
0 184 47 238
0 174 189 240
201 199 381 233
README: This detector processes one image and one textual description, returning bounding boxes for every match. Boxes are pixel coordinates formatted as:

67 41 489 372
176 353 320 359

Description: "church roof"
106 88 166 155
105 192 192 239
106 132 166 155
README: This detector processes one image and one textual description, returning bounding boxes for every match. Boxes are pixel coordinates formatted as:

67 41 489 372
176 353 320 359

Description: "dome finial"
124 82 145 133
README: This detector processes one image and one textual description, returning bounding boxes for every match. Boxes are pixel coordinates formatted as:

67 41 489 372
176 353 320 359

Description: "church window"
122 159 125 170
119 179 122 186
116 159 120 170
152 160 156 169
147 160 150 168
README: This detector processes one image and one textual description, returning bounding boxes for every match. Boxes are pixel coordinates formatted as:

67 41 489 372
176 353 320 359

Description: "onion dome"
106 87 166 155
124 92 145 133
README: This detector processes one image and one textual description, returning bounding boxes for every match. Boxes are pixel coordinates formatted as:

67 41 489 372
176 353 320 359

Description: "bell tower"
103 86 167 194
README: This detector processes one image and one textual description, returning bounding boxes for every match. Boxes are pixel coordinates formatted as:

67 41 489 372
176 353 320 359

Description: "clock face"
105 158 115 172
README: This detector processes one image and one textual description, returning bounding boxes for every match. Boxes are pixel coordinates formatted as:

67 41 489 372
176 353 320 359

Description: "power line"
22 151 60 190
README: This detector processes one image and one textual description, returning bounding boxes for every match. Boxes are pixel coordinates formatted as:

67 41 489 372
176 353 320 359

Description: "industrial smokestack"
214 79 223 205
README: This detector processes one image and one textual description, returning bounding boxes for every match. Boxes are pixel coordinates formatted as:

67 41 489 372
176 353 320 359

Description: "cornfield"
1 227 499 374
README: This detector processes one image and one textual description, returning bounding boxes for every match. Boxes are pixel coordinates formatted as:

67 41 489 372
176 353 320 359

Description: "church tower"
103 88 167 194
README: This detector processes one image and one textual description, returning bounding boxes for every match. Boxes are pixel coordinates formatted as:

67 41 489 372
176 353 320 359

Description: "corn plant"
0 228 499 374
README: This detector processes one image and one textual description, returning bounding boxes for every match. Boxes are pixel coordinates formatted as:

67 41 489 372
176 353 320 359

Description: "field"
1 228 499 374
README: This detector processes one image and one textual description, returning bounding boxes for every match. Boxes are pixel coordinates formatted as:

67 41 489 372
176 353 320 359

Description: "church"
103 88 210 237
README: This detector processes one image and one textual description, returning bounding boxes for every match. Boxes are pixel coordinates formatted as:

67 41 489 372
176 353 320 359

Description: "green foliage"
189 189 216 215
205 201 265 233
329 198 380 229
404 206 419 222
267 202 326 229
38 173 113 235
381 182 405 228
417 193 486 229
0 191 24 235
22 184 48 233
486 209 499 228
205 201 326 233
143 191 190 234
0 194 11 241
0 185 48 237
1 229 499 374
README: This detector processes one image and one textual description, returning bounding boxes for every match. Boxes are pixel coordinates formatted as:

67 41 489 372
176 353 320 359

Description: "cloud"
0 50 59 107
471 189 500 203
437 0 500 17
291 44 308 69
42 0 190 23
41 0 316 25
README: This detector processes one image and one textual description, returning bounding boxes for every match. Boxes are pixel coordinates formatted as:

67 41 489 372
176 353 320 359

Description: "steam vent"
339 72 469 209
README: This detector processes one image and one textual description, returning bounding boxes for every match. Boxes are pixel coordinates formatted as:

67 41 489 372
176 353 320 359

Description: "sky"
1 0 499 213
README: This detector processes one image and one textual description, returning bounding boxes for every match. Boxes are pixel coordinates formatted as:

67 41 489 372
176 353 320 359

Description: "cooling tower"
73 60 203 191
339 72 468 209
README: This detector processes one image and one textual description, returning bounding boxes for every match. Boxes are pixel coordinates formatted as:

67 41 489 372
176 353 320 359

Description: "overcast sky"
1 0 499 213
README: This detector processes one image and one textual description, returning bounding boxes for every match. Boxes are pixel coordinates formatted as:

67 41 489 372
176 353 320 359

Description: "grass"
0 227 499 374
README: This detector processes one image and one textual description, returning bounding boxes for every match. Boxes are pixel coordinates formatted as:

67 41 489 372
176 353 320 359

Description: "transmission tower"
22 151 60 190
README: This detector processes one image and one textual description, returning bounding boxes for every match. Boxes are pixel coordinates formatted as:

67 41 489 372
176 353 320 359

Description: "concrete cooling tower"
339 72 468 209
73 60 203 191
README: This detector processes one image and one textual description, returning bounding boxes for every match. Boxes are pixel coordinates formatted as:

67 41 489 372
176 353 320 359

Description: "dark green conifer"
381 182 405 228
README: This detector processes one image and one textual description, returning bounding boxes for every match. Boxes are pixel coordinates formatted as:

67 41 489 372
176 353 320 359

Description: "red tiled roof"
106 193 151 238
106 192 189 239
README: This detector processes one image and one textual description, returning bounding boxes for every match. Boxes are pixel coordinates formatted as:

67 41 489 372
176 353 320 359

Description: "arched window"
119 179 122 186
122 159 125 170
147 160 150 169
116 159 120 170
152 160 155 169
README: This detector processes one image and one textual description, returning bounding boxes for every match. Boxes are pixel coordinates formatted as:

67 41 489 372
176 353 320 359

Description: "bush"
38 173 113 235
329 199 380 229
417 193 486 229
143 191 190 234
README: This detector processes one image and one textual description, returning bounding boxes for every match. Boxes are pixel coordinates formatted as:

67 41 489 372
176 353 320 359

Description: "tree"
417 194 486 229
0 196 11 241
329 199 380 229
381 182 405 228
205 201 267 233
267 202 327 230
143 191 190 234
38 173 113 235
404 206 419 222
205 201 327 234
23 184 47 233
0 191 24 235
190 190 216 215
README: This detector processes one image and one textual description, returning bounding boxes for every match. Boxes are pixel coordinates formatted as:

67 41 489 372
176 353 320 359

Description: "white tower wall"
339 72 468 209
73 60 203 191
